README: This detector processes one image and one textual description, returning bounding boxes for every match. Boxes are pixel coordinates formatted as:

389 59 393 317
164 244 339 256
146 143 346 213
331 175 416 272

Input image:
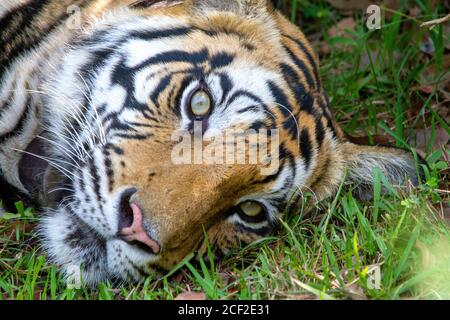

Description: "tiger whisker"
22 89 94 159
10 148 80 182
75 71 107 145
48 187 74 194
45 61 106 146
36 84 103 150
40 86 100 151
36 135 84 165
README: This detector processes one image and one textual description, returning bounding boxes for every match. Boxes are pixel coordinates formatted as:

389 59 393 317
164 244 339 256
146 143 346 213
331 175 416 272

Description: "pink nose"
119 202 161 254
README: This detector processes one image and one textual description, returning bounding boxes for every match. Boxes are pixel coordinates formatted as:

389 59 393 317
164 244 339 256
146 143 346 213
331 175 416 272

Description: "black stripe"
129 0 178 9
210 52 235 70
249 120 265 131
257 143 292 185
315 116 325 147
0 0 50 47
133 48 209 71
105 143 124 155
0 92 16 122
282 45 316 91
76 166 86 194
279 142 294 163
194 27 256 51
127 121 157 128
259 161 284 184
174 75 195 117
0 97 32 144
299 128 313 168
282 34 321 89
77 26 192 54
88 156 103 205
103 151 114 193
149 73 173 108
0 0 81 80
282 114 298 140
236 222 273 236
218 73 233 105
227 89 264 108
317 94 336 138
113 133 153 140
280 63 313 114
267 81 292 117
128 27 193 42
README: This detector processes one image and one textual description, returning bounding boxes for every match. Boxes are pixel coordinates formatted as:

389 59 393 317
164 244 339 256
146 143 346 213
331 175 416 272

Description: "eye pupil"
239 201 263 217
190 90 211 116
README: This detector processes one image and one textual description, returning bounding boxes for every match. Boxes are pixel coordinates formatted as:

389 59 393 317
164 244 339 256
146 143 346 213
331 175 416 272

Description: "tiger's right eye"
239 201 264 217
190 90 211 117
236 201 267 223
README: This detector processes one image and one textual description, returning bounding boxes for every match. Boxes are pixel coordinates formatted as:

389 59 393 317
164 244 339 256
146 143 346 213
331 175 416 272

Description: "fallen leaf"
317 42 332 57
281 293 318 300
359 50 401 70
419 54 450 99
325 0 370 15
419 85 434 95
218 272 234 286
327 17 357 51
346 134 396 146
325 0 399 18
174 291 206 300
172 271 184 284
328 17 356 38
342 284 368 300
409 126 450 158
0 220 35 237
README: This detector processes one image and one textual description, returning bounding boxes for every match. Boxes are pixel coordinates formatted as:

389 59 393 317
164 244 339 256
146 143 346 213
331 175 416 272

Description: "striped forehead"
82 22 290 129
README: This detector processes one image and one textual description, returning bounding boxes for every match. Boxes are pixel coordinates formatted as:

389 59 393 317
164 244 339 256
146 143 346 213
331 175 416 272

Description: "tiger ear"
187 0 269 18
342 142 424 200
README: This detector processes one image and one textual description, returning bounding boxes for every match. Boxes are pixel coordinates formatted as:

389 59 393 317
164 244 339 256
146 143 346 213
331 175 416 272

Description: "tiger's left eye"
190 90 211 117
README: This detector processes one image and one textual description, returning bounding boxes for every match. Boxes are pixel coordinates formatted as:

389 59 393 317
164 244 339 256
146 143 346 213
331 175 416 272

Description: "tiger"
0 0 423 285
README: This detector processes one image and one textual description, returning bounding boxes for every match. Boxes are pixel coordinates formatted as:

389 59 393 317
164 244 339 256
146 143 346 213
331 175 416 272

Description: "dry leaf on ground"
174 291 206 300
328 17 356 38
410 126 450 156
325 0 400 18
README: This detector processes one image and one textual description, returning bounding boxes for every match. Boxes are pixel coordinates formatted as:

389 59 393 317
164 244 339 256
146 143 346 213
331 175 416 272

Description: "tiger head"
35 0 421 285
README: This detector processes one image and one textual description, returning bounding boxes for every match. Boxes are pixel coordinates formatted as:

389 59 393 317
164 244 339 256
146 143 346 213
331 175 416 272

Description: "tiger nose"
118 189 161 254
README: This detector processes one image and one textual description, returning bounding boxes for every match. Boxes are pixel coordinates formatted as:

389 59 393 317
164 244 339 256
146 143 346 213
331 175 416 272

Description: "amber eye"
239 201 264 218
190 90 211 117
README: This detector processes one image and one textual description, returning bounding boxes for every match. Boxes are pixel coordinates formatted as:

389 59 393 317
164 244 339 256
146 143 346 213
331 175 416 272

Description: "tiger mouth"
19 136 67 202
18 136 49 200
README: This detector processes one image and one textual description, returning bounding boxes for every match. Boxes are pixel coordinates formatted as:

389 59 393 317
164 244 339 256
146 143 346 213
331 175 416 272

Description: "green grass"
1 0 449 300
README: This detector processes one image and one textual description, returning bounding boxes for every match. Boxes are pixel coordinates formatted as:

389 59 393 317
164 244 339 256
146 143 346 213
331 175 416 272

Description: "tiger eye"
239 201 263 217
190 90 211 116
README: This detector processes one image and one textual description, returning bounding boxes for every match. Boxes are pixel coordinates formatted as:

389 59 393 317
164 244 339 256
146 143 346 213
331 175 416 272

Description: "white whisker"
10 148 80 182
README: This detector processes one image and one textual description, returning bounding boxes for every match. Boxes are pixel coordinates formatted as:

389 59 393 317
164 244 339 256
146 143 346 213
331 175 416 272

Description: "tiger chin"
0 0 423 286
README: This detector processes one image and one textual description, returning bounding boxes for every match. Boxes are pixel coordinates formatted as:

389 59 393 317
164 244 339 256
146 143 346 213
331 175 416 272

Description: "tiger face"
1 0 421 285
